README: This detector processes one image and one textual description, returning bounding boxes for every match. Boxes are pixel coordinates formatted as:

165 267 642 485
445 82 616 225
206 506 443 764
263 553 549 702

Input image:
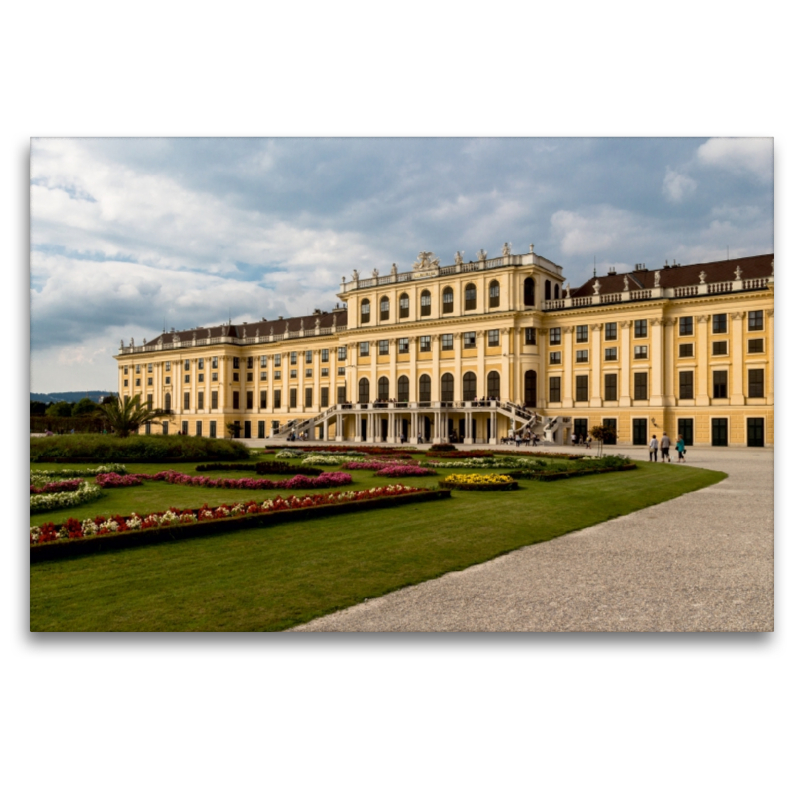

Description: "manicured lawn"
30 454 726 631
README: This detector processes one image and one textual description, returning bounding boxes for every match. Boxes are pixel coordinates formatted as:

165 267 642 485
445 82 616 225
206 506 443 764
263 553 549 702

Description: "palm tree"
96 395 170 437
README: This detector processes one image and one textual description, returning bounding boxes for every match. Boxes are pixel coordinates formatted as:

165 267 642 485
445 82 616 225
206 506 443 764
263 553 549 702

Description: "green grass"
30 454 726 631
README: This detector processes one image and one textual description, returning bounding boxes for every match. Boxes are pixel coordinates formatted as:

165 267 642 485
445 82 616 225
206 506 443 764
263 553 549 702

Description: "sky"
29 136 773 393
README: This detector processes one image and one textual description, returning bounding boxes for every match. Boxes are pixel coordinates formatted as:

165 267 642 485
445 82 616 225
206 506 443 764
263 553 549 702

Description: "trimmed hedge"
254 462 323 476
30 434 250 463
30 490 452 562
507 464 638 481
428 443 457 452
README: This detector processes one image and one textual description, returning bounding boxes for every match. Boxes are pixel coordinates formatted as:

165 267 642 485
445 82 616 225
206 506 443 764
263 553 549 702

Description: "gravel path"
292 446 774 632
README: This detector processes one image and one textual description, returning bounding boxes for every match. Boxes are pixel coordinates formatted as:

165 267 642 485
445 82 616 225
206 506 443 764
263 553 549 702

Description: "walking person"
676 435 686 462
648 434 659 462
571 432 577 446
660 431 671 462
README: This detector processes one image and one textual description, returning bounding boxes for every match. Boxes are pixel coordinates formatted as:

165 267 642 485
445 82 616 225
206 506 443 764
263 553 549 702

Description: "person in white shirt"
648 434 659 462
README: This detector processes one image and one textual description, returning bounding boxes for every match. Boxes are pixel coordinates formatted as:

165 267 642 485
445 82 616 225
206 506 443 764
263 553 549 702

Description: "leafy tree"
590 425 616 456
30 401 47 416
73 397 99 416
225 422 241 439
45 401 74 418
95 395 170 438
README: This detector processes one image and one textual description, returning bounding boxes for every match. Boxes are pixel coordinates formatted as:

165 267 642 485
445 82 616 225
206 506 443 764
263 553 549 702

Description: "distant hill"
31 391 117 404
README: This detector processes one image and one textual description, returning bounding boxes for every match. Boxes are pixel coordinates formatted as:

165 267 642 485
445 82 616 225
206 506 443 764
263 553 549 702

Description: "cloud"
662 168 697 203
550 206 643 256
696 137 773 181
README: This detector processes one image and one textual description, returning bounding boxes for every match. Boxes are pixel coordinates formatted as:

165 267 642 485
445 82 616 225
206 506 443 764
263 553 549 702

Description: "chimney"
608 266 616 275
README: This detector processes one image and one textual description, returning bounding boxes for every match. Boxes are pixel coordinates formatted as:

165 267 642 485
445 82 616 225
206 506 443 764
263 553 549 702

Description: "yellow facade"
115 248 774 447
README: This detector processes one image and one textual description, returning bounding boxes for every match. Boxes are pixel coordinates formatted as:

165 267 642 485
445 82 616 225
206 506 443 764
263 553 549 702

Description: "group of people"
287 430 308 442
570 433 593 448
501 430 540 446
649 432 687 463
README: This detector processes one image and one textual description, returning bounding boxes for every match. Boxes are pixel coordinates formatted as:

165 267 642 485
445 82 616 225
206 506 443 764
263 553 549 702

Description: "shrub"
30 434 250 463
429 443 457 452
254 462 323 476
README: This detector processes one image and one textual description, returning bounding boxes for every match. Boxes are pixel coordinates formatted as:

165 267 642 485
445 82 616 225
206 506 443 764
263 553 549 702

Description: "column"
767 309 774 405
220 355 228 412
281 351 289 413
514 328 523 404
538 329 548 408
619 320 632 406
476 330 486 397
409 336 418 401
563 325 574 407
370 341 377 402
650 318 664 406
313 349 321 411
298 348 306 413
663 319 676 405
696 315 710 405
731 311 745 404
590 323 602 405
432 334 441 402
465 411 474 444
500 328 511 400
389 337 397 399
453 332 462 401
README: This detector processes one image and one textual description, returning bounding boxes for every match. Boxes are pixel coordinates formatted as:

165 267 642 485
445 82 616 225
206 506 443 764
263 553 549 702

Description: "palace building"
115 245 774 447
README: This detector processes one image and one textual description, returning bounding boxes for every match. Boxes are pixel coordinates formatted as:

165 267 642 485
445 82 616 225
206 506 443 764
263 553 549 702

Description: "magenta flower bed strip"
30 488 452 562
373 465 437 477
30 479 84 495
94 470 353 490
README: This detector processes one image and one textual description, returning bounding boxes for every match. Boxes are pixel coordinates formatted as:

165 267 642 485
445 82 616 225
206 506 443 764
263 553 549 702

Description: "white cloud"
696 137 773 181
550 206 642 256
662 168 697 203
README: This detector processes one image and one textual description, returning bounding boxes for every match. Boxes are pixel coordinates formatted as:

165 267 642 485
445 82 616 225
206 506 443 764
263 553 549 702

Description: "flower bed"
424 450 495 459
266 445 416 457
30 479 84 495
196 463 258 472
30 464 127 480
30 481 103 512
508 463 638 481
373 464 436 477
94 470 353 491
438 473 518 491
30 485 452 562
341 459 409 470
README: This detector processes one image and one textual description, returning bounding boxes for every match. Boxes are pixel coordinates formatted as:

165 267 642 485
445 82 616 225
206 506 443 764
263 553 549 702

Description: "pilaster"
731 311 745 404
619 320 632 406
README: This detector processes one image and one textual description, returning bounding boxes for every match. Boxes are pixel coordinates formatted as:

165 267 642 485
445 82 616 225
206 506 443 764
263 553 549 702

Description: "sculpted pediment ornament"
412 251 440 272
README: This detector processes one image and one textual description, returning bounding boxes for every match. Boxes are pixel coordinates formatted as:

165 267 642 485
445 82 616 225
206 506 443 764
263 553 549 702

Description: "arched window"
361 298 370 323
378 376 389 400
399 293 409 319
487 371 500 397
524 370 537 406
442 287 454 314
489 280 500 308
420 290 431 317
463 371 477 399
545 280 552 301
164 392 171 411
464 283 477 311
554 284 560 300
419 374 431 402
523 277 535 306
358 378 370 404
398 375 409 402
379 296 389 321
441 373 454 402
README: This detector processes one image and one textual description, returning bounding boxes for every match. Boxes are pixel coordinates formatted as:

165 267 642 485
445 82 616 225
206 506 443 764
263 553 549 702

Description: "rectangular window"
209 420 217 439
441 334 454 351
260 372 266 380
233 357 240 369
290 370 297 379
678 419 694 446
359 342 369 357
136 378 141 387
321 349 329 363
679 316 694 336
378 340 389 356
550 327 561 345
274 389 281 408
335 347 345 362
305 387 313 407
549 351 562 365
182 421 189 435
274 371 281 380
123 379 128 387
290 352 297 365
184 374 190 383
575 375 589 402
274 354 281 367
321 368 329 377
233 373 239 381
305 369 312 378
183 392 190 410
197 391 204 410
712 370 728 399
146 394 152 408
260 355 267 368
211 390 218 410
712 341 728 356
463 331 476 349
247 356 254 369
634 372 648 400
337 367 345 376
605 347 618 361
196 421 202 437
679 343 694 358
712 418 728 446
524 327 535 345
321 387 329 407
147 363 153 373
247 372 253 382
211 357 217 369
748 368 765 398
398 338 409 354
165 361 171 371
135 364 140 374
604 373 617 402
380 297 389 320
634 345 648 359
748 338 764 354
634 319 648 338
184 359 190 371
747 418 765 448
489 329 500 347
305 351 312 364
576 349 589 363
605 322 617 341
165 376 171 385
260 390 267 409
233 391 240 409
748 310 764 331
337 386 346 404
632 418 649 446
289 389 297 408
575 325 588 343
549 377 561 403
124 367 128 375
246 391 253 410
420 335 431 352
258 421 265 439
197 374 203 383
679 371 694 400
712 313 728 334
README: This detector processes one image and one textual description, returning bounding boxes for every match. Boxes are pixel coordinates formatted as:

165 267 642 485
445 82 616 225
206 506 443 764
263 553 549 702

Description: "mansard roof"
144 310 343 347
569 253 774 298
